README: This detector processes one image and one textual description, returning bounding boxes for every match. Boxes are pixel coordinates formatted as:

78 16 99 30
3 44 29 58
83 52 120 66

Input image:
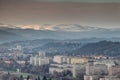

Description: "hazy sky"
0 0 120 28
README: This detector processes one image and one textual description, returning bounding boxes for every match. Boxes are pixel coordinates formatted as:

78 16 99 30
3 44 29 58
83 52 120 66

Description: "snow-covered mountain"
0 23 120 43
0 23 107 31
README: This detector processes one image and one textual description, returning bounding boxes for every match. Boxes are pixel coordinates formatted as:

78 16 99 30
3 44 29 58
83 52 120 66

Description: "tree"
2 74 10 80
20 75 24 80
49 78 52 80
27 75 30 80
38 76 40 80
13 78 16 80
42 76 47 80
8 72 10 75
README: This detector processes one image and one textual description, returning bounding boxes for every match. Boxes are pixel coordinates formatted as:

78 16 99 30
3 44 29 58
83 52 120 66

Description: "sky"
0 0 120 29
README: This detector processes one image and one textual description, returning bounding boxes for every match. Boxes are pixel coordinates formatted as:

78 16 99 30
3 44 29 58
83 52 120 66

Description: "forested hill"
75 41 120 56
0 39 120 56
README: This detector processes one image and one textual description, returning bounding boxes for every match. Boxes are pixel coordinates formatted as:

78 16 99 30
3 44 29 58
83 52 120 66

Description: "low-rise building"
84 75 101 80
100 76 120 80
16 60 26 65
71 57 88 64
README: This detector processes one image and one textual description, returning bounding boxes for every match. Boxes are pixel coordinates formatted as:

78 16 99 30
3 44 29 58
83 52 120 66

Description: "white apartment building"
84 75 101 80
86 64 108 75
94 60 115 68
49 64 73 74
53 55 88 65
49 64 86 78
30 52 49 66
108 66 120 76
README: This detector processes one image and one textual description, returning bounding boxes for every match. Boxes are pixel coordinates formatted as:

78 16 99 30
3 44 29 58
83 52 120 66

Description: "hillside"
33 42 82 54
0 29 20 43
0 39 120 56
75 41 120 56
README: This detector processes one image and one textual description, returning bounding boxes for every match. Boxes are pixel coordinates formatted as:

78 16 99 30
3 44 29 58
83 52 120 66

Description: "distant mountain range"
0 23 120 43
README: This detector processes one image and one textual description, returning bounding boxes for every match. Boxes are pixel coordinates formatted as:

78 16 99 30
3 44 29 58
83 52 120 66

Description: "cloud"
0 23 17 28
0 23 108 32
53 24 98 31
18 25 40 30
15 24 100 31
16 24 55 30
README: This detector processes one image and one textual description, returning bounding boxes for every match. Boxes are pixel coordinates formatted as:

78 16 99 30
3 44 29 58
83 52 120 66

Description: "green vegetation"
42 76 47 80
